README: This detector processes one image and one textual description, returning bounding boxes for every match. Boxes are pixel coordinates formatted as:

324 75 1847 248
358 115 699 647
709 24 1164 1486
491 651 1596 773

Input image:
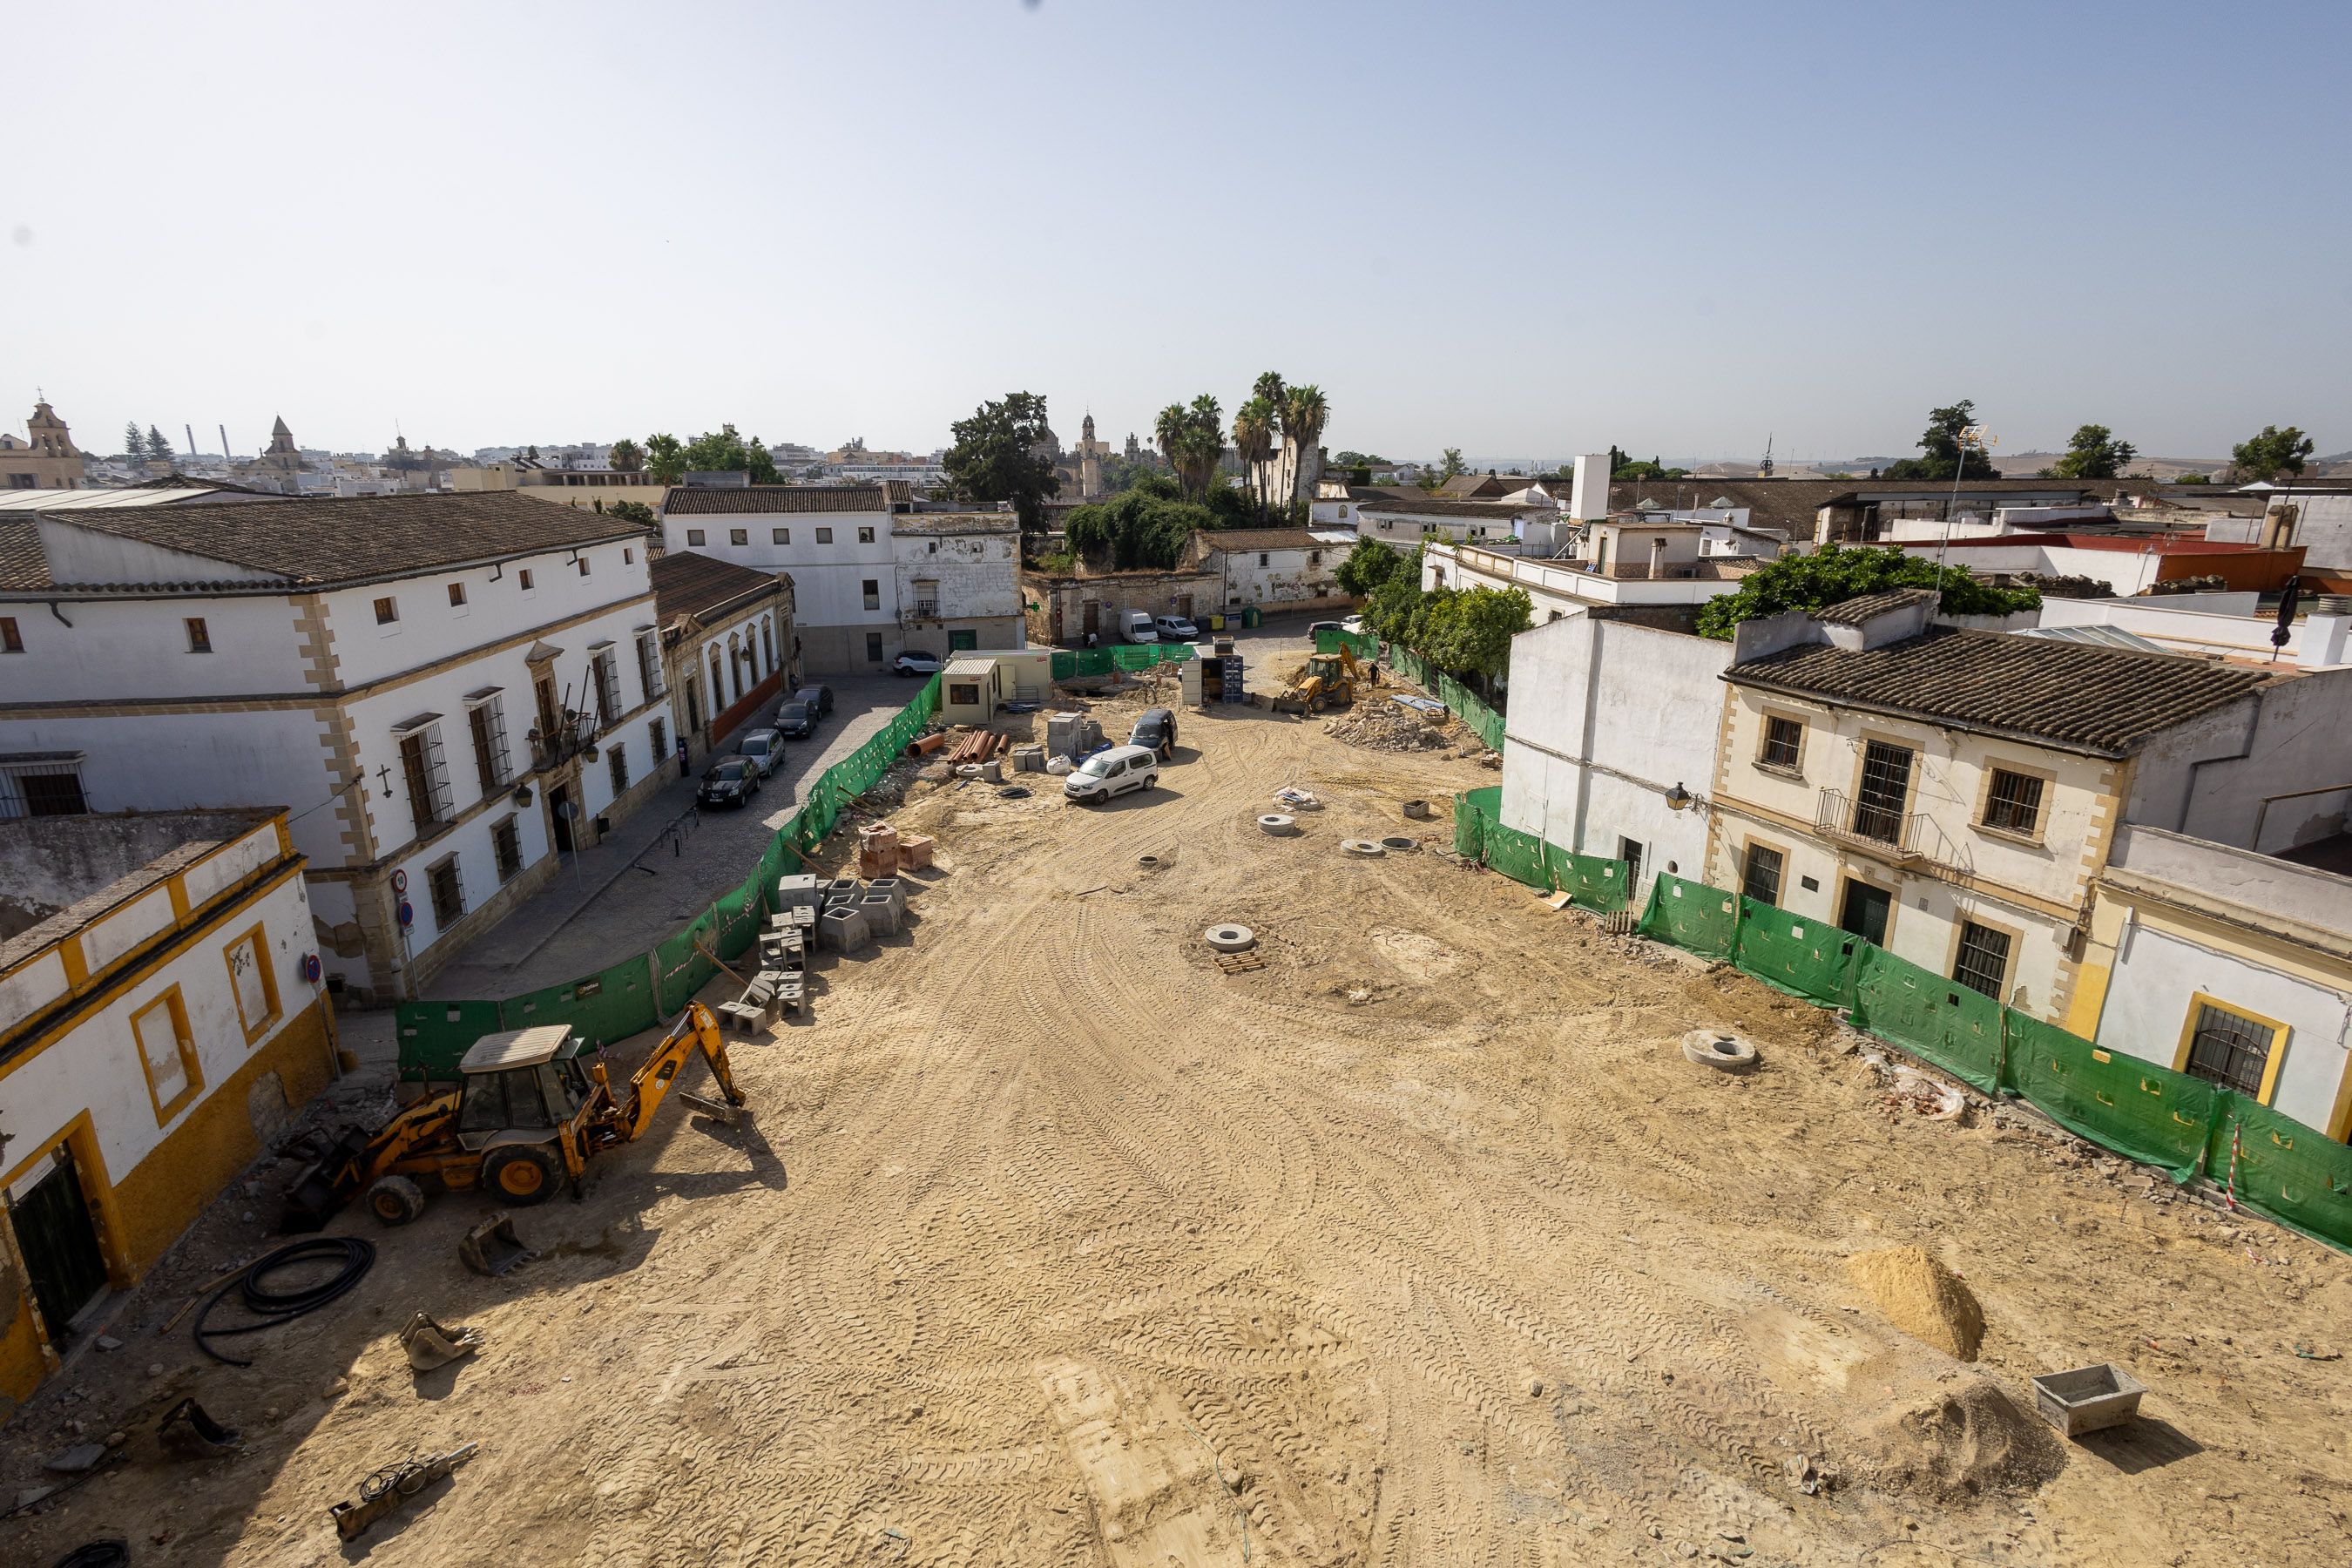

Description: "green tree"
1420 446 1468 490
1361 545 1426 643
1252 370 1288 410
1335 537 1404 598
1420 585 1532 692
1330 449 1383 469
679 424 751 474
2173 473 2211 485
607 436 644 473
1693 544 2038 640
145 425 173 463
943 391 1060 531
608 500 658 527
1276 385 1328 504
1063 472 1219 570
2042 423 2137 480
644 434 686 484
1152 395 1224 499
1882 400 2001 481
745 436 780 485
123 422 145 462
2232 424 2315 483
1612 458 1686 482
1231 395 1279 518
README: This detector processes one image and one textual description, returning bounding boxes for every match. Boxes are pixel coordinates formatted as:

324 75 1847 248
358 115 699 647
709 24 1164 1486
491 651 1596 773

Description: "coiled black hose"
194 1236 376 1366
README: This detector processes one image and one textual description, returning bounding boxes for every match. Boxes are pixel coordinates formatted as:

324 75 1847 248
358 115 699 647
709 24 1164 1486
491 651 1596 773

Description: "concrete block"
859 893 903 936
826 876 862 899
897 834 936 870
819 906 871 951
775 873 821 914
864 876 908 913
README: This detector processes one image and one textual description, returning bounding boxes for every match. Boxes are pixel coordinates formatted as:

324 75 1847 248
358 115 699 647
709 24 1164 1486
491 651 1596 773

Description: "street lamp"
1666 782 1693 812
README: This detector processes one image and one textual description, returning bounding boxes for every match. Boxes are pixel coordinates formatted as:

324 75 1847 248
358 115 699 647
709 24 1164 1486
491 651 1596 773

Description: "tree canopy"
122 422 145 461
145 425 173 462
943 392 1061 531
1155 395 1226 499
1692 544 2039 640
1881 401 2001 481
607 436 644 473
1335 537 1406 598
1062 472 1220 571
2041 423 2136 480
1612 457 1686 482
644 434 686 484
606 500 657 527
2233 424 2315 483
1419 447 1468 491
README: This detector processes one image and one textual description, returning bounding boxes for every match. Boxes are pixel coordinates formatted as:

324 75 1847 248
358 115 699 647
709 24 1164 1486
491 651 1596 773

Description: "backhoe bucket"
679 1092 743 1129
456 1213 532 1277
399 1312 486 1371
158 1397 242 1458
275 1125 373 1232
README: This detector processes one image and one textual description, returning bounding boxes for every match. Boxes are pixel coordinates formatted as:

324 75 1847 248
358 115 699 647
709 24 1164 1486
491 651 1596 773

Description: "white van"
1063 743 1161 804
1120 610 1159 644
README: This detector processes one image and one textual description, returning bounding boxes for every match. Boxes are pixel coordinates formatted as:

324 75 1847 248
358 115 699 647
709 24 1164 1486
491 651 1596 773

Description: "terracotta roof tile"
1726 626 2272 756
650 552 787 625
1813 588 1936 625
0 517 50 590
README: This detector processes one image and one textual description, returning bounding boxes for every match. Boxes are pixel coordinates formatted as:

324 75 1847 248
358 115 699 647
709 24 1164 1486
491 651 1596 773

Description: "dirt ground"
10 683 2352 1566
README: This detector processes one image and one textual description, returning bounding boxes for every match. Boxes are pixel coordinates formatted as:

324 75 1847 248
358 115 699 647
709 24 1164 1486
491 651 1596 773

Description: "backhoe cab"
280 1003 747 1230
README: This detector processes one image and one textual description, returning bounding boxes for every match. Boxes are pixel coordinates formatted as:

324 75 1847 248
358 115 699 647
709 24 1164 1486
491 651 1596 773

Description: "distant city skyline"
7 1 2347 465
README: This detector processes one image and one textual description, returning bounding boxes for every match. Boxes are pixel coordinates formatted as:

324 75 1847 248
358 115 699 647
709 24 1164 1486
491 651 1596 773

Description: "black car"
776 699 817 739
1129 706 1178 760
697 758 760 808
793 684 835 716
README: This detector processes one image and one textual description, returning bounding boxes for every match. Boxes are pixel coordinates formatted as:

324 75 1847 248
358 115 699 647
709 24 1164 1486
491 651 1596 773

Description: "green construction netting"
655 905 721 1014
394 999 504 1085
1544 841 1628 911
1848 946 2004 1093
1732 898 1861 1007
2007 1014 2215 1182
1454 787 1499 860
1049 644 1200 679
2212 1094 2352 1245
1639 875 1739 959
499 953 660 1048
713 868 768 962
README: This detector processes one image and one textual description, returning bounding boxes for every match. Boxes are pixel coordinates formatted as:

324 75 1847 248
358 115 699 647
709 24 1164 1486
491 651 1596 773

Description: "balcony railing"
911 599 940 618
526 710 599 773
1815 788 1973 881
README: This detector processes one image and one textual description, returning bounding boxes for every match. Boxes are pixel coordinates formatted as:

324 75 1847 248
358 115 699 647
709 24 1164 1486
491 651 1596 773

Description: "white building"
1180 529 1350 616
660 485 1021 670
646 551 798 764
2024 592 2352 671
0 493 680 1003
1498 607 1730 901
1357 495 1551 548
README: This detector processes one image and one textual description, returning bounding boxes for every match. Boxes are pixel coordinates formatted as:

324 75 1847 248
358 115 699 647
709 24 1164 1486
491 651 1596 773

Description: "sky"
6 1 2349 467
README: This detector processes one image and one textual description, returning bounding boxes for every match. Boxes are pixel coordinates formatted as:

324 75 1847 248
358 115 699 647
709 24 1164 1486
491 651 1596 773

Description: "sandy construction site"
10 685 2352 1566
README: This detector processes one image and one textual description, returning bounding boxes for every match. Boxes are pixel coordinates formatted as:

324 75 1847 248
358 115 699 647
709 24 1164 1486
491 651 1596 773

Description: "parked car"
1152 615 1199 641
776 700 817 740
734 727 784 777
794 684 835 716
1341 613 1367 634
697 758 760 808
892 651 942 678
1063 743 1161 804
1119 610 1158 644
1129 706 1178 760
1308 619 1342 636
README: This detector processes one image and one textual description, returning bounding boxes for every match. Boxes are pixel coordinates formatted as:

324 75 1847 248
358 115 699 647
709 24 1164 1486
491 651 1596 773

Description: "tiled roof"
650 551 786 625
894 511 1017 534
1726 625 2273 756
1813 588 1936 626
0 517 50 589
1358 496 1542 520
35 492 642 589
663 485 889 517
1195 529 1331 553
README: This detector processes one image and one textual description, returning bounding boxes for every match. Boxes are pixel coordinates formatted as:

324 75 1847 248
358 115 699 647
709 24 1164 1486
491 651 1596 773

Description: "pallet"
1213 951 1267 975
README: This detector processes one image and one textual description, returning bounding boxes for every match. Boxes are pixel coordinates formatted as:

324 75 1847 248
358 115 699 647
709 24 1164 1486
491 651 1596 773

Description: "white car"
1153 615 1199 641
1341 613 1367 634
1063 744 1161 804
734 728 784 778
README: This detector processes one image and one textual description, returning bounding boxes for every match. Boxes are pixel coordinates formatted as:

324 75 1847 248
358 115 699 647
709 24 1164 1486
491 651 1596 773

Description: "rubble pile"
1323 701 1460 753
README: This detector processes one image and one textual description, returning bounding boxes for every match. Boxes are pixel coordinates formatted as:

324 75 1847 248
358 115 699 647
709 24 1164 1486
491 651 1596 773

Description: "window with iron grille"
1951 920 2011 1000
1853 740 1914 842
648 717 667 767
1760 715 1802 771
0 758 88 819
491 816 523 882
1740 842 1783 905
1982 768 2045 836
374 596 399 624
398 724 454 832
592 652 621 726
426 855 464 928
2182 1000 2275 1097
636 632 664 699
468 694 510 796
185 617 212 652
608 742 629 797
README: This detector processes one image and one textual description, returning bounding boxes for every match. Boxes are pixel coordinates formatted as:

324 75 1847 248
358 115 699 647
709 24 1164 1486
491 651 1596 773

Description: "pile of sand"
1847 1245 1985 1361
1862 1377 2065 1500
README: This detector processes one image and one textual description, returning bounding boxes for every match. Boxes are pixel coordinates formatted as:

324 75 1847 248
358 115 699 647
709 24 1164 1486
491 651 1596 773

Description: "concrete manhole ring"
1681 1029 1760 1071
1378 835 1419 853
1204 923 1257 952
1257 814 1298 835
1137 853 1165 869
1340 839 1385 857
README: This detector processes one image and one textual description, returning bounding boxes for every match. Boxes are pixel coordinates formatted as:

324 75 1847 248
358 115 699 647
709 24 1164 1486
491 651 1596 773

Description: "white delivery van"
1120 610 1159 644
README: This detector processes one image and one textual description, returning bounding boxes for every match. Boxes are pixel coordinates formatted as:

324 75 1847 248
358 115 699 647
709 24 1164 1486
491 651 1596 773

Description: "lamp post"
1932 424 1997 615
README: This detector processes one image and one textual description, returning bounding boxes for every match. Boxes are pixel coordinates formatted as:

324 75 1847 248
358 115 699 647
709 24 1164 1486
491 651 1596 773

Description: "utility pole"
1932 425 1996 616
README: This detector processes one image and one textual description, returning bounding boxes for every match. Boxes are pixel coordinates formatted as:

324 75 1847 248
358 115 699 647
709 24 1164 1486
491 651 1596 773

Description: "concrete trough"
859 893 903 936
819 906 871 951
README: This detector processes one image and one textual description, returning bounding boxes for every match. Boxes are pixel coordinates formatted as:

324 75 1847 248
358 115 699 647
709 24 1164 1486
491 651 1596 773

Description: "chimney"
1569 453 1612 521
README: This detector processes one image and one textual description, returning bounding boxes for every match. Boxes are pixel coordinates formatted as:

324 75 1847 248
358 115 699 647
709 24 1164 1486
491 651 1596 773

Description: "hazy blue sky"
7 1 2348 464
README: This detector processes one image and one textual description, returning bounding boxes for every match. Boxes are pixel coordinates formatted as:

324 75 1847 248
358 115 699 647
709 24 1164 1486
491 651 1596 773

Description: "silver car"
735 727 785 778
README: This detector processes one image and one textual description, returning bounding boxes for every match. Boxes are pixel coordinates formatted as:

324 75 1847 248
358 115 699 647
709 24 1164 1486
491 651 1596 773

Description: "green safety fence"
2008 1013 2213 1183
1638 875 1739 960
1731 898 1862 1009
1544 841 1629 913
1318 628 1504 750
401 675 945 1080
1848 945 2004 1094
1450 787 1634 909
1049 643 1200 679
2213 1093 2352 1247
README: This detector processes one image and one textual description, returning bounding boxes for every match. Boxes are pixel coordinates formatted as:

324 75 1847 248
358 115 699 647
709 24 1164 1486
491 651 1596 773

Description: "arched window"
708 646 725 713
727 635 745 703
760 617 775 672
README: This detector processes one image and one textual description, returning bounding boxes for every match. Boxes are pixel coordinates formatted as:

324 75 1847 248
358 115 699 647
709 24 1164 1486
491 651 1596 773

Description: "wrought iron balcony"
526 710 599 772
1814 788 1974 881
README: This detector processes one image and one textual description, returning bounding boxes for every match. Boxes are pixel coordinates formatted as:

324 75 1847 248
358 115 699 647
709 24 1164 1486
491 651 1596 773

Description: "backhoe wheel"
482 1144 564 1206
366 1174 427 1227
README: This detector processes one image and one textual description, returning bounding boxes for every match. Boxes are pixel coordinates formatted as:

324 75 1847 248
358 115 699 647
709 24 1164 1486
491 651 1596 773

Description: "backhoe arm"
619 1002 747 1139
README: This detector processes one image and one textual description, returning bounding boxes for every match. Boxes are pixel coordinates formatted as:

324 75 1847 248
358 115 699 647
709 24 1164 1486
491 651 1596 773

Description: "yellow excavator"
282 1001 746 1228
1288 645 1369 713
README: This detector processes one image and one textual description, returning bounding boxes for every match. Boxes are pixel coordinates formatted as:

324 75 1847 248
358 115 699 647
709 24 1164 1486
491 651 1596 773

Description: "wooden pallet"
1213 950 1267 974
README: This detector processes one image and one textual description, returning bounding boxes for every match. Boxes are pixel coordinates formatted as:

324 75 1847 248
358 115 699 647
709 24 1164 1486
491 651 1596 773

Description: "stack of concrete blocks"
775 873 821 919
819 904 871 952
857 822 900 880
1012 745 1046 773
1045 712 1104 762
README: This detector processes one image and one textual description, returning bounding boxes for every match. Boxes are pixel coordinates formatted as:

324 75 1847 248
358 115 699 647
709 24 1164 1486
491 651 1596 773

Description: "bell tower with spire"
3 397 84 490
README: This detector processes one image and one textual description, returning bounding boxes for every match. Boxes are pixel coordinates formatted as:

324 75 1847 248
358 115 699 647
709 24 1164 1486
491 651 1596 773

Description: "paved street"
422 669 914 999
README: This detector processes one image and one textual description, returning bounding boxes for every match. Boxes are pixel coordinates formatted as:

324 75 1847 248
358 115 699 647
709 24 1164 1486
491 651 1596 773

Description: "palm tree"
1232 396 1277 519
1179 395 1224 499
1154 402 1189 473
1278 385 1330 511
1253 371 1287 410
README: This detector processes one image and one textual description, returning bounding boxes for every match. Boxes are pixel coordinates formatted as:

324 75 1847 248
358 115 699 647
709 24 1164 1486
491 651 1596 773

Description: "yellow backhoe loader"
281 1002 746 1228
1287 645 1369 712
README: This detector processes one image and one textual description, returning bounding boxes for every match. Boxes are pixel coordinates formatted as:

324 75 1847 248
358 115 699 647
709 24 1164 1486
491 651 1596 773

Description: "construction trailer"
940 656 1002 726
